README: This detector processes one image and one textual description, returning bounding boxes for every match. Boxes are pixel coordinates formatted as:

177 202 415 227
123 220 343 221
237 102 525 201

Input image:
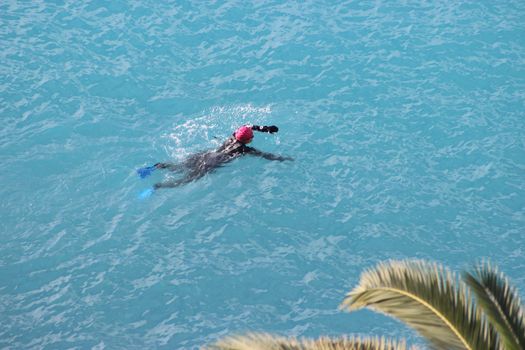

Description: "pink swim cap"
234 126 254 143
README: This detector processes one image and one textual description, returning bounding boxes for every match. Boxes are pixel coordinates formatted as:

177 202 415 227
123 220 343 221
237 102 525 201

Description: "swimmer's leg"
154 162 185 172
153 177 192 189
137 162 184 179
153 170 206 190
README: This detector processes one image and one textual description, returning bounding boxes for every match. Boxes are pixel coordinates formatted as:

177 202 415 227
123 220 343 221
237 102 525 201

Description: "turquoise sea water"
1 1 525 349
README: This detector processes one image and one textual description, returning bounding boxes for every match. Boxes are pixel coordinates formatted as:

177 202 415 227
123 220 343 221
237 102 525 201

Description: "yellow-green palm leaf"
340 260 500 350
464 262 525 350
208 333 416 350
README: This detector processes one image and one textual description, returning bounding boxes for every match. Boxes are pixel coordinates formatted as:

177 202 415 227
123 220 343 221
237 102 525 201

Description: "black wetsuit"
153 125 292 189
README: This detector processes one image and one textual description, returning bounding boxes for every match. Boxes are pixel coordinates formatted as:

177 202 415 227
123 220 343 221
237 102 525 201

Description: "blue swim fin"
138 187 155 200
137 165 156 179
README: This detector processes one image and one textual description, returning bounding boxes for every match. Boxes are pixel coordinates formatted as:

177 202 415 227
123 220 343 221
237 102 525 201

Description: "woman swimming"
137 125 292 197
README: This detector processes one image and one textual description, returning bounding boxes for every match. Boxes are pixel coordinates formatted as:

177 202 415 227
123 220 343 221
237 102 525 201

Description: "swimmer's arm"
251 125 279 133
247 147 293 161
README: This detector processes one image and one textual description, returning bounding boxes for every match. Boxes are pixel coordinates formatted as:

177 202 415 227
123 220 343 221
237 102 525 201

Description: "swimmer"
137 125 292 197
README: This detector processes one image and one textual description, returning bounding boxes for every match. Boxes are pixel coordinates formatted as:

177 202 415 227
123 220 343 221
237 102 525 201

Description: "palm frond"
208 333 417 350
340 260 500 350
464 262 525 350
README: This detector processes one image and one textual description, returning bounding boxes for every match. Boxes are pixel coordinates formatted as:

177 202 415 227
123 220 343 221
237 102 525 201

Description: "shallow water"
1 1 524 349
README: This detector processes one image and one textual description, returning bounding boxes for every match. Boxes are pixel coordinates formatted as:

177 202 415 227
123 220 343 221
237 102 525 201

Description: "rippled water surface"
1 1 524 349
